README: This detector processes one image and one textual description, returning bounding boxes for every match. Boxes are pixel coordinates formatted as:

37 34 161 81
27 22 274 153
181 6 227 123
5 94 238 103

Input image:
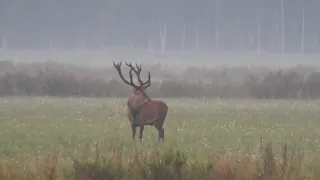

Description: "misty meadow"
1 0 320 179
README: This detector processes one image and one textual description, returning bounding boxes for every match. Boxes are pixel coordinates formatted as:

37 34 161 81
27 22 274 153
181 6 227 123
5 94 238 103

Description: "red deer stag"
113 61 168 142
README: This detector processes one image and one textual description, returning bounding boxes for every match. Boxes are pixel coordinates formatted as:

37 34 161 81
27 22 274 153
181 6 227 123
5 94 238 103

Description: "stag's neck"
140 97 151 106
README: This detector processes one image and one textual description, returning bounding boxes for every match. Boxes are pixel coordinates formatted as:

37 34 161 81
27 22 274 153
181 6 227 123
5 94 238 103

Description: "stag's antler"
113 61 151 89
125 62 151 88
113 61 138 89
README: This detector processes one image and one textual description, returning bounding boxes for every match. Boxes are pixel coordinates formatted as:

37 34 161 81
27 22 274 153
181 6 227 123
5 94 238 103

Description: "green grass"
0 97 320 179
0 97 319 158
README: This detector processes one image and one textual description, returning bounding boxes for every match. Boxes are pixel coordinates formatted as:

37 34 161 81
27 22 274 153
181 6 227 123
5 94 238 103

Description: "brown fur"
126 93 168 125
113 61 168 141
137 99 168 125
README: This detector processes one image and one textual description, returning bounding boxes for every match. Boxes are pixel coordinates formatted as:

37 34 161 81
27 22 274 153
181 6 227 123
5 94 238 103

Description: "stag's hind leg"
155 122 164 142
139 125 144 141
131 124 138 140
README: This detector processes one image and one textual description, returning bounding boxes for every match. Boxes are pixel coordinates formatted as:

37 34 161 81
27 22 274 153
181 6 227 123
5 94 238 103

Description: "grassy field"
1 97 320 179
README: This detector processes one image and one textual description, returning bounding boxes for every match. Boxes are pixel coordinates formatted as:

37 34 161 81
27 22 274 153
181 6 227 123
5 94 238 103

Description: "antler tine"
112 61 121 69
136 63 151 88
125 61 143 84
141 71 151 88
125 62 140 74
125 61 132 67
123 61 151 88
113 61 138 89
135 63 142 73
136 64 151 88
134 63 145 85
125 62 133 68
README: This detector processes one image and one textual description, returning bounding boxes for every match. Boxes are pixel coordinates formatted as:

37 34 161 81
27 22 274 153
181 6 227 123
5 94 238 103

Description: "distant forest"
0 0 319 53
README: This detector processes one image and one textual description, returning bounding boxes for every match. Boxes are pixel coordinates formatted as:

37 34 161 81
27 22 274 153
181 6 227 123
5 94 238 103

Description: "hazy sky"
0 0 319 53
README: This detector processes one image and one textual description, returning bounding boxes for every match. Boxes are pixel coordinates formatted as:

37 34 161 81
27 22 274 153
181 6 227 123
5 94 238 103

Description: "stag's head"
113 61 151 98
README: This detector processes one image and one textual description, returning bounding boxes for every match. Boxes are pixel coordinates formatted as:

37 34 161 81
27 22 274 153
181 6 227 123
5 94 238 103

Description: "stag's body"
127 96 168 141
113 61 168 141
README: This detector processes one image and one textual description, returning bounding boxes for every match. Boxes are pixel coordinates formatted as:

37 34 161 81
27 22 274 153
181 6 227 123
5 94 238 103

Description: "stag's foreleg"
130 106 141 125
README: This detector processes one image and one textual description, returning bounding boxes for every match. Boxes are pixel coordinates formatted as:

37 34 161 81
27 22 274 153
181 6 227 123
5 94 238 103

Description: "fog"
1 0 320 69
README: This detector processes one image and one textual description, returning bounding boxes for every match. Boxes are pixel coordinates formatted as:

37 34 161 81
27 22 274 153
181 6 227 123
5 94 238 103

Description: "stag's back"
139 99 168 125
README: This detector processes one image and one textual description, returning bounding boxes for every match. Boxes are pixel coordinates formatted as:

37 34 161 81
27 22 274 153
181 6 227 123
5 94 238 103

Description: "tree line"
0 0 319 53
1 61 320 99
